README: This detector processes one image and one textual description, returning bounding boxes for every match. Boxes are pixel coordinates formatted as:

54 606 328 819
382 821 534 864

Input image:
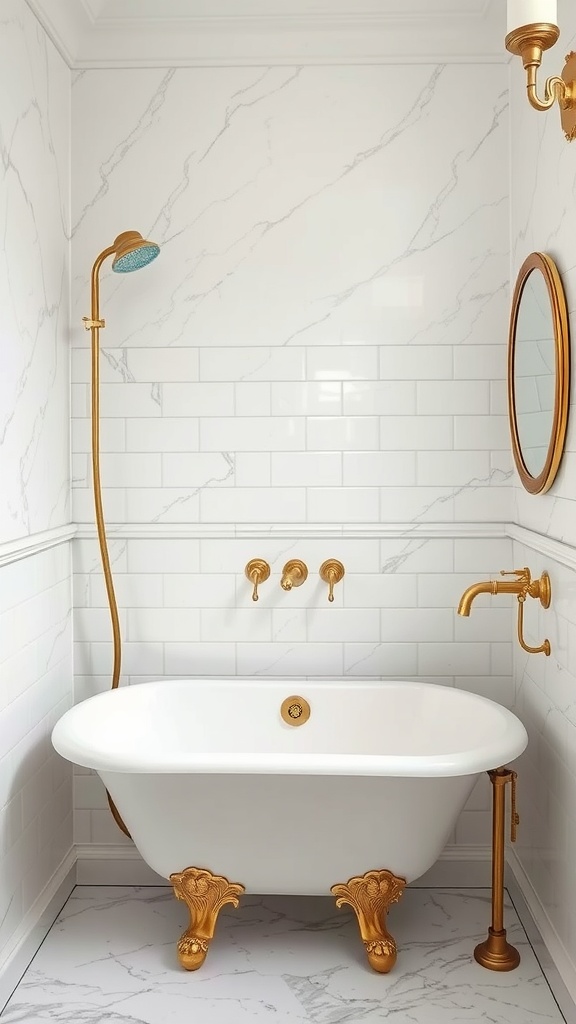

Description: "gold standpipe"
245 559 270 602
86 230 160 839
280 559 308 591
457 568 551 656
474 768 520 971
319 559 345 602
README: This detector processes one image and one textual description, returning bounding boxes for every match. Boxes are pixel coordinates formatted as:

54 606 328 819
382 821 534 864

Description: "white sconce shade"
507 0 558 35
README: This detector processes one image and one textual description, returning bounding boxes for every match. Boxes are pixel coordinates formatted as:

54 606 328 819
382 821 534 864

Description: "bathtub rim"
51 678 528 778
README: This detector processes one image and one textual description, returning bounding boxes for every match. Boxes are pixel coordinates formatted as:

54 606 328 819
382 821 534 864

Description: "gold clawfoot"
170 866 245 970
331 869 406 973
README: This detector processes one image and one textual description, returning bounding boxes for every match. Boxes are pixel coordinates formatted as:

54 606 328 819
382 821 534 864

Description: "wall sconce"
506 0 576 140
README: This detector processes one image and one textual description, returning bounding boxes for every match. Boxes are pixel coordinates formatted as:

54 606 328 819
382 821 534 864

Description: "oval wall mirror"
508 252 570 494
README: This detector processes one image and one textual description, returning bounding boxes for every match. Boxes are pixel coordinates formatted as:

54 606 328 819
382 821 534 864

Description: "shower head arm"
90 245 116 324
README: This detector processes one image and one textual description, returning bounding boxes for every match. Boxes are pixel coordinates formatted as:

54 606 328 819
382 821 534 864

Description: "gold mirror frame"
508 252 570 494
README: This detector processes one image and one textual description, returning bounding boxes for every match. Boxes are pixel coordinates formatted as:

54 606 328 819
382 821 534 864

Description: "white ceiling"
26 0 507 67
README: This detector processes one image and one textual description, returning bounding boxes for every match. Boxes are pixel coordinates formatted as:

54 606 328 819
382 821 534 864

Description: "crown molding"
25 0 91 68
26 0 506 68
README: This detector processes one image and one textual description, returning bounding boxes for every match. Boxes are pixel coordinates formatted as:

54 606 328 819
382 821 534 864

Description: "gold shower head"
111 230 160 273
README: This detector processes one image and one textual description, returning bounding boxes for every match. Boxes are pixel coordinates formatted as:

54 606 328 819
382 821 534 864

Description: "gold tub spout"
457 568 551 656
457 567 550 616
280 559 308 591
458 579 505 616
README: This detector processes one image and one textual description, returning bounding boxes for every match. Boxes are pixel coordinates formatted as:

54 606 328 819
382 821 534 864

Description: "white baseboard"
75 844 168 885
0 847 76 1013
416 844 492 887
507 848 576 1022
74 842 491 888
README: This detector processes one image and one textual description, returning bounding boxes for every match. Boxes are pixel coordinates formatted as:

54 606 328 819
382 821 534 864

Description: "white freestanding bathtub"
52 678 527 892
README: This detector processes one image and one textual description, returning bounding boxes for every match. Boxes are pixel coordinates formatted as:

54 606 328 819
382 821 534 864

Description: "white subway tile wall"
510 0 576 974
0 545 73 958
0 0 73 965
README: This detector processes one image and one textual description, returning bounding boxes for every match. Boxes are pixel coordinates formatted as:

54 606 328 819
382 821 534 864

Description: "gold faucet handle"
500 568 531 581
245 559 270 602
319 559 345 603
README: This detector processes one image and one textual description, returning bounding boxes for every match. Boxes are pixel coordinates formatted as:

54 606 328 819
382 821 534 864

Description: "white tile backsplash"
271 452 342 487
342 381 416 416
127 347 200 383
379 416 453 451
272 382 342 416
307 347 379 381
307 487 380 522
201 416 305 452
199 347 306 382
379 346 453 381
126 418 200 453
416 381 490 416
307 415 380 451
162 383 235 418
343 451 416 487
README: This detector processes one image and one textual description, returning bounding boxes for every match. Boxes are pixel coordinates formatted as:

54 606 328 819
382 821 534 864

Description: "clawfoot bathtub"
52 679 527 973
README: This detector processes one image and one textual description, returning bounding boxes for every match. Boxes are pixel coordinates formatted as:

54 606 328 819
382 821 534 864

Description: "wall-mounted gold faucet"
319 559 345 602
458 567 551 656
281 559 308 591
245 559 270 602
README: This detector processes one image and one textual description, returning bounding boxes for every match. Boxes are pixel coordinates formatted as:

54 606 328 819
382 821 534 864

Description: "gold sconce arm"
526 66 568 112
245 559 270 602
319 559 345 603
505 23 576 140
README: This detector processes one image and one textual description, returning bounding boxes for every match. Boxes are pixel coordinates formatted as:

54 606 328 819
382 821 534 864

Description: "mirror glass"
508 252 570 495
513 270 556 477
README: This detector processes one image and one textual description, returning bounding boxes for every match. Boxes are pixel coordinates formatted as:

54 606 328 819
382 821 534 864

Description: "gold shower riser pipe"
84 232 160 841
89 247 122 691
88 247 128 837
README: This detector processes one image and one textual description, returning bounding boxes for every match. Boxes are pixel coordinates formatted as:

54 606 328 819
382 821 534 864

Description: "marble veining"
71 62 510 530
0 0 70 542
0 886 565 1023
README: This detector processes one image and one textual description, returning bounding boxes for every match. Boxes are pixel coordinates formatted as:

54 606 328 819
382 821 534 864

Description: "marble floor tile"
0 886 566 1023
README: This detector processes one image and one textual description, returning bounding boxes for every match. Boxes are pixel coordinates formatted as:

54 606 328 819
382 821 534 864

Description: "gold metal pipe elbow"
457 581 498 617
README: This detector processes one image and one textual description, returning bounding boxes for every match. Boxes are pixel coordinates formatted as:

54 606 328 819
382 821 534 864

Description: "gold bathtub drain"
280 695 310 727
